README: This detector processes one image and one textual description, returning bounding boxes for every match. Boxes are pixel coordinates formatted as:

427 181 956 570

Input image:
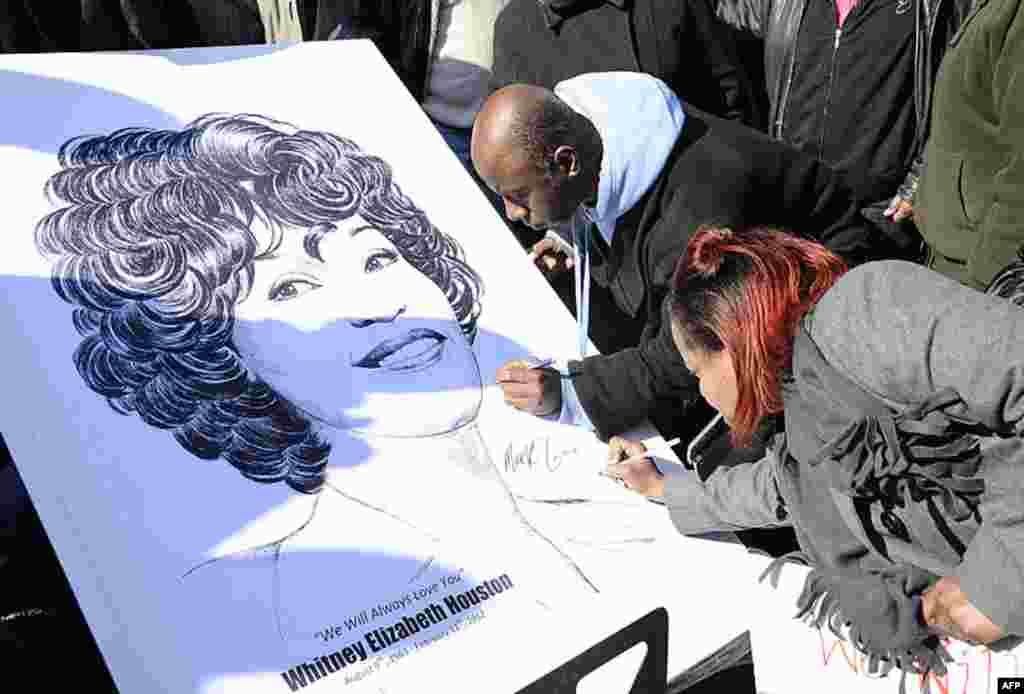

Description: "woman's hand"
605 437 665 497
922 576 1007 645
607 436 647 464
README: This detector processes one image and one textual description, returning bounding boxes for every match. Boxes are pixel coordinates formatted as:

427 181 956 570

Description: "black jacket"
0 0 266 53
0 0 438 105
715 0 974 204
779 0 917 205
493 0 762 126
304 1 434 103
568 106 899 440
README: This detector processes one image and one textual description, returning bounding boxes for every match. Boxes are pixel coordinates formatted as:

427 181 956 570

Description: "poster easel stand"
516 607 669 694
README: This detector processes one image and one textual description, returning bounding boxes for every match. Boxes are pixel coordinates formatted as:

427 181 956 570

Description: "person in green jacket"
916 0 1024 290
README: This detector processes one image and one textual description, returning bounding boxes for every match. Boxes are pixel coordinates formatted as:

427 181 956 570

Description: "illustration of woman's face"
232 213 483 438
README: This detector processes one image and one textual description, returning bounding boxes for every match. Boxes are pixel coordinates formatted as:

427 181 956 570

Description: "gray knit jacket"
663 260 1024 643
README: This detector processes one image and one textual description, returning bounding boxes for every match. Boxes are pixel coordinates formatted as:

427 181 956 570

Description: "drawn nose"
350 305 406 328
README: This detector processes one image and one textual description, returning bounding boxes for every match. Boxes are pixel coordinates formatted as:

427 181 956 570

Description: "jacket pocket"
919 148 975 257
959 157 985 225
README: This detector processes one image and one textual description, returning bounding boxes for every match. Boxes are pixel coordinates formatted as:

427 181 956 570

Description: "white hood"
554 72 686 244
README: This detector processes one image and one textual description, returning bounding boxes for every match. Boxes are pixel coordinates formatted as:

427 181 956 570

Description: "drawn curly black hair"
35 114 483 494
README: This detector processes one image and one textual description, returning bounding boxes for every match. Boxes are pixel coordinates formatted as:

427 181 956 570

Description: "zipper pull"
834 27 842 49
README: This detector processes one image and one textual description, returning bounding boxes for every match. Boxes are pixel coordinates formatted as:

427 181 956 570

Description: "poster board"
0 42 774 694
0 40 782 691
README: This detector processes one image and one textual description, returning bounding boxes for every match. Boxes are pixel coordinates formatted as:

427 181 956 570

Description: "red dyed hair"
669 225 848 445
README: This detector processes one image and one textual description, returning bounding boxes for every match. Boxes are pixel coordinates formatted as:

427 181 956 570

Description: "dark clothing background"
493 0 760 126
714 0 973 218
781 0 918 206
302 1 434 103
0 1 266 53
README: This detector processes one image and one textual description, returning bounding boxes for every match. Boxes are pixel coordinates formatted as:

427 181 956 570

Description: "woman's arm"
663 454 789 534
607 434 789 535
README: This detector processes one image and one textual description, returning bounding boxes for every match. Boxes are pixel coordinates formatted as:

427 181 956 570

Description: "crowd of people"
2 0 1023 690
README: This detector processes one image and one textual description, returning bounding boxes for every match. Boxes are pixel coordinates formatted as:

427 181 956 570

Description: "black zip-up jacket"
714 0 974 205
780 0 917 205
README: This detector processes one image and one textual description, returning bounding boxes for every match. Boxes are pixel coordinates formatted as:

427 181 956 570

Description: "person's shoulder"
823 260 954 307
496 0 542 29
814 260 931 320
809 261 974 362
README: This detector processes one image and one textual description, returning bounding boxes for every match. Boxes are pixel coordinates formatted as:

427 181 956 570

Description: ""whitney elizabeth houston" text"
280 573 515 692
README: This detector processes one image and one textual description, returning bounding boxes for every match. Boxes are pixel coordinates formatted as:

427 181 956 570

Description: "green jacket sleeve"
967 0 1024 288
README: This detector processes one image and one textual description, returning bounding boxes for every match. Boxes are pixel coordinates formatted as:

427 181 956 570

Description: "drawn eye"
268 277 322 302
364 248 399 273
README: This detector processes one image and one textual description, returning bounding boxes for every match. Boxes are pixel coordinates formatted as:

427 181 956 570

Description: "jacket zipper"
817 26 843 158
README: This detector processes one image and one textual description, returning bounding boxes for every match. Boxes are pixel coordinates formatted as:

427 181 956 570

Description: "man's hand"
529 237 574 278
922 576 1007 645
496 362 562 416
605 437 665 497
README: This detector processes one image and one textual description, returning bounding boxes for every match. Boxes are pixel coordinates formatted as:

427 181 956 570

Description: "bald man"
474 72 898 446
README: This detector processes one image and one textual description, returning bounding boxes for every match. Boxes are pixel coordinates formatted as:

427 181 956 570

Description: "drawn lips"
352 329 447 373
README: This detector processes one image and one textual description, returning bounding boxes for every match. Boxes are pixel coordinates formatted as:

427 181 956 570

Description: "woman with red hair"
608 225 1024 686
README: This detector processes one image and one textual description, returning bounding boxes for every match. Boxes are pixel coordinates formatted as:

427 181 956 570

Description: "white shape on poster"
0 41 773 694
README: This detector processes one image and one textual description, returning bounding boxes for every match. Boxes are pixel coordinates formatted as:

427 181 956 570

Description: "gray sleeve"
809 260 1024 636
660 455 790 534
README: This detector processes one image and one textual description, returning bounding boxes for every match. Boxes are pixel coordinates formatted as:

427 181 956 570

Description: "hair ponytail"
687 225 735 276
670 225 848 444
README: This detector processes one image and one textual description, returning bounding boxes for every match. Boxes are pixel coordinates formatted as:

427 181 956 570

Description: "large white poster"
0 41 769 693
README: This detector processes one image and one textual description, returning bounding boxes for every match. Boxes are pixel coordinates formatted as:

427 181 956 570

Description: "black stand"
516 607 669 694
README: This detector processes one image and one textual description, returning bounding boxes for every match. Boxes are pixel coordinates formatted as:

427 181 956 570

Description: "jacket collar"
540 0 629 31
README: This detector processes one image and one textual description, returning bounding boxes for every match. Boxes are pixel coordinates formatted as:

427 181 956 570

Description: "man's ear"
552 145 580 178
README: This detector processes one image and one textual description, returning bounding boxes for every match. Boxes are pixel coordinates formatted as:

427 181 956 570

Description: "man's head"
471 84 601 230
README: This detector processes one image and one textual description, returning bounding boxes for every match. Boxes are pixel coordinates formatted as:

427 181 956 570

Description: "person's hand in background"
884 192 915 222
